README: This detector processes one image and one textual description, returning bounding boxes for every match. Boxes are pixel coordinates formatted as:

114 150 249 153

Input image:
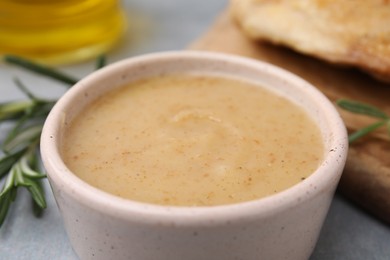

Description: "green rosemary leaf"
348 121 387 143
4 55 79 86
96 55 107 70
13 162 24 184
28 147 40 171
0 188 14 227
32 192 45 217
2 114 33 151
21 177 47 209
0 100 34 122
0 165 18 227
10 152 46 209
0 165 17 197
19 154 46 179
337 99 389 119
1 100 52 153
2 124 42 154
14 100 56 121
9 185 17 201
13 77 39 101
0 150 25 178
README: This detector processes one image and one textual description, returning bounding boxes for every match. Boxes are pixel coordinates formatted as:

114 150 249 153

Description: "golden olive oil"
0 0 126 64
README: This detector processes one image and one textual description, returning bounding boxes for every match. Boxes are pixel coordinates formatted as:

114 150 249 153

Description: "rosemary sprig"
336 99 390 143
0 55 106 227
0 77 58 227
0 142 47 224
0 55 108 228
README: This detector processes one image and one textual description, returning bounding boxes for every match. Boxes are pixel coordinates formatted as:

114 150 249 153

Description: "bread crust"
231 0 390 82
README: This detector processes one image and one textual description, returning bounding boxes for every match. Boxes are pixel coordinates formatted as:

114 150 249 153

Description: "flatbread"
231 0 390 82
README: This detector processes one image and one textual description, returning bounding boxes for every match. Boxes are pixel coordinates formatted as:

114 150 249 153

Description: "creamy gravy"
62 74 324 206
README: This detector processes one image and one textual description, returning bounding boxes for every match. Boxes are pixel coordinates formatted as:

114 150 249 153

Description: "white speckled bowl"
41 51 348 260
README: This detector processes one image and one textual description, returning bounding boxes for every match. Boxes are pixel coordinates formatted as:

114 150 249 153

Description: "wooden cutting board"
190 10 390 223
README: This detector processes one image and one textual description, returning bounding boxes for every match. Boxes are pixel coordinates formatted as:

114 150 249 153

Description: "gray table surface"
0 1 389 259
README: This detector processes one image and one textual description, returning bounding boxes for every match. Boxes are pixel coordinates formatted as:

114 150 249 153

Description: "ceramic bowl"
40 51 348 260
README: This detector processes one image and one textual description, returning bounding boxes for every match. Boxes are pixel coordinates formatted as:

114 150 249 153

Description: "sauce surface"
62 74 324 206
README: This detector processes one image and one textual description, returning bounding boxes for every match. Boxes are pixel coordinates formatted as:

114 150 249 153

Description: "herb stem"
3 55 79 86
96 55 107 70
337 99 390 143
348 121 387 143
337 99 389 120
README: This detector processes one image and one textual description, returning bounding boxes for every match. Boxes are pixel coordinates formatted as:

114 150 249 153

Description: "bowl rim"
40 50 348 225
